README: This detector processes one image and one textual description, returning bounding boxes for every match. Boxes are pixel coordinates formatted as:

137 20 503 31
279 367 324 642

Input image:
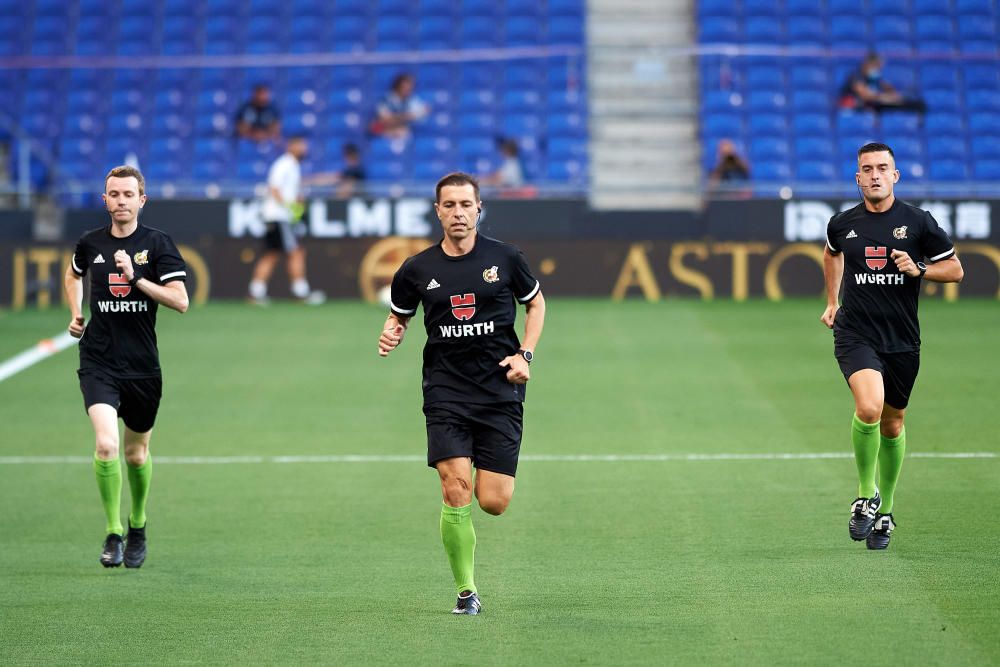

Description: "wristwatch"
517 349 533 364
128 274 140 286
916 261 927 278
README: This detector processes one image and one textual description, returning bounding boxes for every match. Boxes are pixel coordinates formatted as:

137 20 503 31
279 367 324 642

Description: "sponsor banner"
3 237 997 308
63 197 998 243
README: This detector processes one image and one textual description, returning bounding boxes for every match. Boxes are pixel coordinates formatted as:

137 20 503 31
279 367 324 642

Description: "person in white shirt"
248 136 324 304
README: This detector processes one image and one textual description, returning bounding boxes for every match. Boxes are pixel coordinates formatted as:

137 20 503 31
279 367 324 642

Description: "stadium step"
587 0 702 211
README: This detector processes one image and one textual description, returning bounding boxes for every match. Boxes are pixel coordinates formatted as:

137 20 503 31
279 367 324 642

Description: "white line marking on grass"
0 452 995 465
0 331 77 383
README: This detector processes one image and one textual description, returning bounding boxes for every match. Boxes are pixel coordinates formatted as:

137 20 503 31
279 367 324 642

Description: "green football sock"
440 503 477 594
852 414 880 498
127 456 152 529
93 454 123 536
877 428 906 514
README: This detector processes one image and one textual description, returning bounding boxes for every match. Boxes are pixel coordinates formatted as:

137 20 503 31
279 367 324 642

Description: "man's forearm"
64 269 83 319
520 294 545 352
823 251 843 305
924 256 964 284
136 280 189 313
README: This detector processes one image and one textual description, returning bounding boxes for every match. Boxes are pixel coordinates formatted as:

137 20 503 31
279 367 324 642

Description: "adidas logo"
427 278 440 290
94 254 105 263
846 230 857 239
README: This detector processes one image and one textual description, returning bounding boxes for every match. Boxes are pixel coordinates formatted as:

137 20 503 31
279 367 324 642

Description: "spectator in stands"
839 53 926 114
483 139 525 188
235 84 282 142
369 73 429 140
305 143 367 198
708 139 750 187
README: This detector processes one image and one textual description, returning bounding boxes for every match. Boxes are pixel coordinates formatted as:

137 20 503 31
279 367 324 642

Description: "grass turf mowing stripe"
0 452 995 464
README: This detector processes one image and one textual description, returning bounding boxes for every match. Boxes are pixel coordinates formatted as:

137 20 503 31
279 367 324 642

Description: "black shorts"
424 401 524 477
834 329 920 409
78 368 162 433
263 221 301 252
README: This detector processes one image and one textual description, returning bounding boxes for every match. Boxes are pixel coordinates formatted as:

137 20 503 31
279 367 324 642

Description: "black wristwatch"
916 262 927 278
517 349 533 364
127 274 140 287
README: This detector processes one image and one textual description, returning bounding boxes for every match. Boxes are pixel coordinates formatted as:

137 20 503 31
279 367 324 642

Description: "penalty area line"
0 452 995 465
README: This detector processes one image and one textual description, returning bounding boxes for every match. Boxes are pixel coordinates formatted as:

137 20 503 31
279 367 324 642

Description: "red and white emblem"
865 246 888 271
450 293 476 321
108 273 131 297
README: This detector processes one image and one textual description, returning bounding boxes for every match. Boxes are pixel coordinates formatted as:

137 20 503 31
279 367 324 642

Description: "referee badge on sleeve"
483 266 499 283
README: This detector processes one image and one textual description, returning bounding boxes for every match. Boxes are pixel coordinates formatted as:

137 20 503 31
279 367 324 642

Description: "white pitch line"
0 331 78 383
0 452 995 465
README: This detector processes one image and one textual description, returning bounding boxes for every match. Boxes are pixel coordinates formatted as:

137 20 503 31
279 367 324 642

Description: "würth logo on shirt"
450 293 476 321
865 246 888 271
108 273 131 298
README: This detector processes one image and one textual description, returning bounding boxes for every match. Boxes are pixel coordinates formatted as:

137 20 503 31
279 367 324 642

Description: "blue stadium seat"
791 90 828 112
547 112 586 136
955 0 995 12
549 0 583 16
413 160 453 181
968 90 1000 112
880 113 922 135
924 89 961 112
457 113 497 134
958 15 996 40
463 16 500 45
885 137 924 162
547 89 585 112
830 15 870 45
916 134 956 164
149 137 186 161
964 64 1000 90
413 136 454 158
754 162 792 181
748 114 788 137
915 15 955 41
929 160 968 181
924 113 964 135
921 64 960 89
550 16 584 41
795 137 835 159
744 0 781 15
503 89 542 112
874 15 912 42
748 91 787 112
506 16 542 45
839 159 860 180
697 0 732 17
502 113 542 136
792 113 832 135
790 66 829 90
787 16 825 44
549 137 586 160
837 111 877 134
700 17 739 42
545 160 585 184
970 136 1000 159
796 162 837 181
749 137 791 160
973 160 1000 180
703 90 743 113
745 17 783 42
368 161 407 182
703 114 743 137
915 0 953 11
746 67 784 90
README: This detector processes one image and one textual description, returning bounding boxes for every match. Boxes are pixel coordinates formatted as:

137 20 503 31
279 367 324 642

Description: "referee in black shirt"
377 172 546 614
63 165 189 568
821 143 963 550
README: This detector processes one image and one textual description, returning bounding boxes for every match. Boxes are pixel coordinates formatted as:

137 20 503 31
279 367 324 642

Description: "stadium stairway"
588 0 701 210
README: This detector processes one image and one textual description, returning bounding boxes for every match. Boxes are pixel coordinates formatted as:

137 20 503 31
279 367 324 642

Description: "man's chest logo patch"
108 273 131 298
483 266 499 283
865 246 888 271
134 249 149 265
892 226 907 240
450 293 476 321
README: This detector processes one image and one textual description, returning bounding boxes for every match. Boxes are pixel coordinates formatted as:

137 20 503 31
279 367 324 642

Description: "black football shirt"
71 224 187 377
390 234 541 405
826 199 955 353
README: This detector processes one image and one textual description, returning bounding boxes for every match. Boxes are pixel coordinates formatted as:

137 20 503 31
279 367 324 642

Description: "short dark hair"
105 165 145 195
391 73 414 92
435 172 480 202
343 142 359 156
858 142 894 160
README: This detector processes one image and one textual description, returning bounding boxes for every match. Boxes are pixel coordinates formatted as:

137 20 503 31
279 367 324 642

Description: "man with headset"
376 172 546 614
821 142 963 550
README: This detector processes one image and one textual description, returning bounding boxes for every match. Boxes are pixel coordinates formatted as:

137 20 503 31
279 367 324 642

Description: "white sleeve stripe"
390 302 416 315
160 271 187 280
928 248 955 261
826 239 839 253
517 280 541 303
71 255 83 274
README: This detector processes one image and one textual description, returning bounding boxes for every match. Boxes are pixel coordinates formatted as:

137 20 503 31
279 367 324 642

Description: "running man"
63 165 189 567
377 172 546 613
821 143 963 549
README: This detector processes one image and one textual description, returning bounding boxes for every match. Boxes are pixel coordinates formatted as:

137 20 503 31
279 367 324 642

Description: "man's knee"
95 433 119 459
125 447 148 467
477 494 510 516
855 400 883 424
881 416 905 438
440 473 473 507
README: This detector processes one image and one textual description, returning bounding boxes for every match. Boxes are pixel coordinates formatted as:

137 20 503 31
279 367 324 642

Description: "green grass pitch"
1 299 998 665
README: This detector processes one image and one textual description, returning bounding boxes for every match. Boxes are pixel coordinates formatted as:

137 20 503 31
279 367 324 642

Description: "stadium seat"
924 89 961 112
973 160 1000 180
547 112 586 136
792 114 832 135
926 136 968 160
787 16 825 44
968 113 1000 134
754 161 792 181
929 160 969 180
748 91 786 112
790 66 828 90
795 137 836 160
700 17 739 42
967 91 1000 112
745 17 783 42
791 90 828 112
924 113 964 135
748 114 788 137
796 162 837 181
970 136 1000 159
957 16 996 40
703 114 743 137
749 137 791 161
